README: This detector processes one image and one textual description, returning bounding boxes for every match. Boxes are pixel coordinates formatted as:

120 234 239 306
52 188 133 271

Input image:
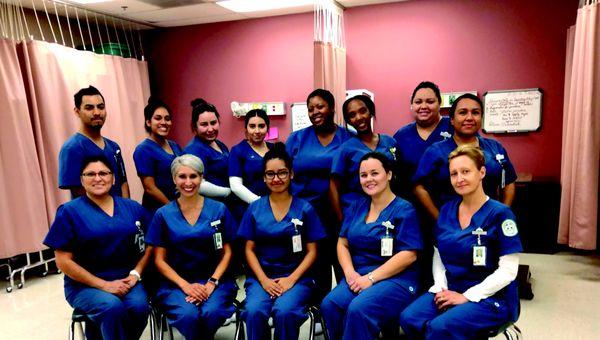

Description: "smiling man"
58 86 129 198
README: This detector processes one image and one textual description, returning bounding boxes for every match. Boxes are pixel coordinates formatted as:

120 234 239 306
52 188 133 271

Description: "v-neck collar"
84 195 116 218
358 133 381 151
147 138 175 156
78 132 106 151
245 140 267 158
268 196 294 223
454 198 491 232
176 200 205 227
364 197 397 224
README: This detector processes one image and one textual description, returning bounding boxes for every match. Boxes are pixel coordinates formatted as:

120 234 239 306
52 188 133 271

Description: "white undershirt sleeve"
199 179 231 198
463 253 520 302
428 246 448 294
229 176 260 204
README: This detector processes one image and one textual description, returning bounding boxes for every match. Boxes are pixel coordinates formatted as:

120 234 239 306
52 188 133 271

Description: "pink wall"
146 0 577 181
145 13 313 147
345 0 577 180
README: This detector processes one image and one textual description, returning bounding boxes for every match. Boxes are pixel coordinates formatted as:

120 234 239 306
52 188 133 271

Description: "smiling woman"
44 155 153 340
321 151 423 340
133 97 182 212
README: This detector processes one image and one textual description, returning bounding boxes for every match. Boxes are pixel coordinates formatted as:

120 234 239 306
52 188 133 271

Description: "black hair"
244 109 270 129
190 98 220 132
342 95 376 124
263 142 292 171
411 81 442 104
80 155 114 175
74 85 105 109
144 96 172 132
449 93 484 119
306 88 335 110
359 152 393 174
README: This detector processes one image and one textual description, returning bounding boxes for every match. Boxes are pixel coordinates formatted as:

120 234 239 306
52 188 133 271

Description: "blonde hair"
448 145 485 169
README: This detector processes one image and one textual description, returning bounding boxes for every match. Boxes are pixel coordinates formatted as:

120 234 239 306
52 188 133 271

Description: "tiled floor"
1 252 599 339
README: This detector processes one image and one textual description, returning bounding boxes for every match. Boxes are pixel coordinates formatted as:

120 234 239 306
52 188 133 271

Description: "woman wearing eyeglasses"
238 143 326 340
44 155 152 340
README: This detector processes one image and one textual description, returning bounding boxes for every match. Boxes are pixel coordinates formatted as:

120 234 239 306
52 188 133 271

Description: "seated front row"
46 146 521 340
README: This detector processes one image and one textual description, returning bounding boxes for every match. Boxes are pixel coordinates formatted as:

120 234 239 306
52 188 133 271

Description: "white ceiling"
22 0 404 28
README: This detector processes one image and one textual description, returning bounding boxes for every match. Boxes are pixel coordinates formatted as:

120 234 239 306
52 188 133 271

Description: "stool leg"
149 311 156 340
308 309 316 340
69 321 75 340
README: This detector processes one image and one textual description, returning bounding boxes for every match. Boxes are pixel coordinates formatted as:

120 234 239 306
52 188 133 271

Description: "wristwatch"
367 272 376 284
208 277 219 286
129 270 141 282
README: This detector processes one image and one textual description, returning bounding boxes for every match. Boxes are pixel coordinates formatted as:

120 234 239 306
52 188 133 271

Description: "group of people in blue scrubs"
45 82 522 340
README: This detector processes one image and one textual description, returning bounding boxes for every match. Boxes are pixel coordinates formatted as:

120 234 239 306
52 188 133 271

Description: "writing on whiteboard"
483 89 542 133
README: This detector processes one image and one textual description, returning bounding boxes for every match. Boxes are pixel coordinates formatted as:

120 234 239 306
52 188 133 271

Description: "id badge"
473 246 486 266
134 221 145 253
213 232 223 250
292 234 303 253
381 236 393 257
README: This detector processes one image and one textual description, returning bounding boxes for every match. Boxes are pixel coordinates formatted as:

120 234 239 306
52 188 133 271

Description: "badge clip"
471 227 487 245
210 220 221 228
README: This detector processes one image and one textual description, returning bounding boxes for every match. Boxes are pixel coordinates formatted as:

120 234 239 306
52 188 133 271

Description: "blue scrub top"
331 134 398 210
133 138 182 211
237 196 326 278
412 136 517 207
183 136 230 187
228 140 273 197
340 196 423 290
146 199 237 284
286 126 352 206
44 196 150 293
393 117 452 192
58 133 127 197
436 198 522 320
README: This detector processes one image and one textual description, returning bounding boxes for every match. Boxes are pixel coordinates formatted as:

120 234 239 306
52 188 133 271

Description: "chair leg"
69 321 75 340
307 308 316 340
149 310 156 340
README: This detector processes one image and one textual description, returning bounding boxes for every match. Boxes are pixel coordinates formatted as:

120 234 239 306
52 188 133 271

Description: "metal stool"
488 323 523 340
69 308 157 340
69 310 89 340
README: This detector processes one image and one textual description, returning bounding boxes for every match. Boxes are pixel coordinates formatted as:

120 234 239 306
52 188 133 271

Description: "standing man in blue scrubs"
59 86 129 198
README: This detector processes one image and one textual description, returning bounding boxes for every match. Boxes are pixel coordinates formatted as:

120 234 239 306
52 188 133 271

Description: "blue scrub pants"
399 292 510 340
156 280 237 340
242 277 314 340
66 283 149 340
321 279 416 340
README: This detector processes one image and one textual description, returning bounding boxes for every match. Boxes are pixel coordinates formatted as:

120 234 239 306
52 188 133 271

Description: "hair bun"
191 98 208 108
271 142 286 152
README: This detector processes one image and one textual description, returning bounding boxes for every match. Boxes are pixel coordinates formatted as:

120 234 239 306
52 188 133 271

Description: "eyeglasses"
81 171 113 179
264 170 290 180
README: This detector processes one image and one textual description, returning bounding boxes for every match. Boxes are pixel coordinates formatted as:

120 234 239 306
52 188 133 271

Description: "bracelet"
367 272 375 284
129 270 141 282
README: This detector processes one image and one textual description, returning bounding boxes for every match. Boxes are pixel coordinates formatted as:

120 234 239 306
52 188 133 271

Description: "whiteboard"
291 102 311 132
483 88 542 133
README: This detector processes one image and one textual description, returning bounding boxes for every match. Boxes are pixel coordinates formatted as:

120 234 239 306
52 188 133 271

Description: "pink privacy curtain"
0 39 49 258
21 40 150 222
314 1 346 124
314 41 346 124
558 2 600 250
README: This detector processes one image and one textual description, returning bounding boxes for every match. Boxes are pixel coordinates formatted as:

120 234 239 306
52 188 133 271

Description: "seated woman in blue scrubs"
229 109 272 207
321 152 423 340
330 95 398 222
393 81 452 199
286 88 352 298
183 99 232 200
413 93 517 221
238 143 326 340
133 97 182 212
146 154 238 340
400 146 522 339
44 155 152 340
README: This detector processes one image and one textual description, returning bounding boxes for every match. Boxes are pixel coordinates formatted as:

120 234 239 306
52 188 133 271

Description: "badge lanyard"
134 220 145 253
291 218 303 253
496 154 506 189
472 227 487 266
211 220 223 250
381 221 395 257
